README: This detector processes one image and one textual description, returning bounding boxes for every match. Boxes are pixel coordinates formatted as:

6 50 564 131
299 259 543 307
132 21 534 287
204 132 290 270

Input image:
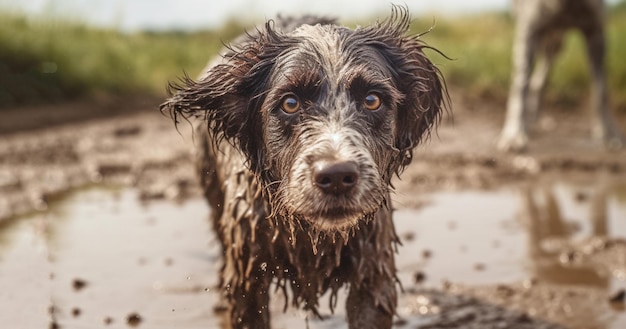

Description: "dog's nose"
313 161 359 195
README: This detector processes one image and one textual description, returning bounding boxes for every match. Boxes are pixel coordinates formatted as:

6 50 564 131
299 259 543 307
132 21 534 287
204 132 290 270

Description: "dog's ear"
364 6 448 174
160 22 294 172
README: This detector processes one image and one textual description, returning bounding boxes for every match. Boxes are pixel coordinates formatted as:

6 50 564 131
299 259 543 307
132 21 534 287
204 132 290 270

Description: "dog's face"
163 8 445 232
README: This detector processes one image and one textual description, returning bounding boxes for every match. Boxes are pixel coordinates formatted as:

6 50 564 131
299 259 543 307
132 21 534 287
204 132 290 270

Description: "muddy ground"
1 89 625 329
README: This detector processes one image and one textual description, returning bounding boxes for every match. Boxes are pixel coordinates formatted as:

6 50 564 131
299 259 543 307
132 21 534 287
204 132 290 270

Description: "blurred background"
1 0 626 112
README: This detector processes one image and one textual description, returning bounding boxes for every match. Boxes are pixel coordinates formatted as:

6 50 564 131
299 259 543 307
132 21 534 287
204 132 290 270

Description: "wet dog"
161 6 446 329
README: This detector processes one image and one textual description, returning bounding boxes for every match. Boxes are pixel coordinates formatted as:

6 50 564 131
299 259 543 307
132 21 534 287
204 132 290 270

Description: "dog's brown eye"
281 95 300 114
363 93 382 111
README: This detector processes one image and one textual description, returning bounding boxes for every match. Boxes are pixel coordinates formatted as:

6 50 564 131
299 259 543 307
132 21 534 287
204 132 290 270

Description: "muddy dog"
499 0 625 152
161 7 446 329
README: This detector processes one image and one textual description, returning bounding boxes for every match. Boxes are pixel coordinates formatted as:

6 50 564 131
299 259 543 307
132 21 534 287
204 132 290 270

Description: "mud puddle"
395 180 626 329
0 188 217 329
1 180 625 328
396 181 626 287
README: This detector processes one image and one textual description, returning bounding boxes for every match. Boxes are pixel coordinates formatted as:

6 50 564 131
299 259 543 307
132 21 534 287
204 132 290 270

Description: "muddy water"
393 181 626 329
1 181 625 328
396 183 626 286
0 188 217 329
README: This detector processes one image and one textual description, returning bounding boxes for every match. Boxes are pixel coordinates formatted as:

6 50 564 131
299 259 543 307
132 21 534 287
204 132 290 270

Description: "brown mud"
1 89 625 328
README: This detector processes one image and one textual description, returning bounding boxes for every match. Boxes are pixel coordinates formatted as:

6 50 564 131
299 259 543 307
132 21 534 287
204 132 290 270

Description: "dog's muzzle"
312 160 359 195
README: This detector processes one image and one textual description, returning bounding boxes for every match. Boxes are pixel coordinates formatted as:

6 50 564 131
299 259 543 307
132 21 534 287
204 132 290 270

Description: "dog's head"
162 6 446 232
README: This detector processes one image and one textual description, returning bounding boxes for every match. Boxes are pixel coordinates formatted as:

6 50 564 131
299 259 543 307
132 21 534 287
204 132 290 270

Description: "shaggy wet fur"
161 7 446 329
499 0 625 152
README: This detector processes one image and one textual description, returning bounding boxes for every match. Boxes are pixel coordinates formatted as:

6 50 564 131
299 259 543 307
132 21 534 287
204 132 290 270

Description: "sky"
0 0 511 31
1 0 621 32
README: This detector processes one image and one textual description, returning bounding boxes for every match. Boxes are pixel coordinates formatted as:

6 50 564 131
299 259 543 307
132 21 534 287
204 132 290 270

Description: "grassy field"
0 15 241 108
1 4 626 111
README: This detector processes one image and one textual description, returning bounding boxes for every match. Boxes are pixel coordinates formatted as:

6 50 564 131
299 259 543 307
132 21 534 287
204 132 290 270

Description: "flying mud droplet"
127 313 142 327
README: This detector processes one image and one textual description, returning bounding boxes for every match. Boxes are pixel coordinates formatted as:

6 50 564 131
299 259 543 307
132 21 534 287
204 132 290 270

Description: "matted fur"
162 6 446 329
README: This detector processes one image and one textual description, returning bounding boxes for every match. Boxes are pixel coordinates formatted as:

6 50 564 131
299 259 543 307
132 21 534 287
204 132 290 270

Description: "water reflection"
519 183 610 288
0 181 624 328
0 188 218 329
515 181 626 329
395 178 626 329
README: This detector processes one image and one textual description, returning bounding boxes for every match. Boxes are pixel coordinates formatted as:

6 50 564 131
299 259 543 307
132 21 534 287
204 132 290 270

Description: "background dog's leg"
526 32 562 128
584 25 626 149
499 17 537 152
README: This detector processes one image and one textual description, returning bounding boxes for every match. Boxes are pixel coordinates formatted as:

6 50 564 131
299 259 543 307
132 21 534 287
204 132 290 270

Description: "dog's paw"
593 122 626 151
497 131 529 153
604 134 626 151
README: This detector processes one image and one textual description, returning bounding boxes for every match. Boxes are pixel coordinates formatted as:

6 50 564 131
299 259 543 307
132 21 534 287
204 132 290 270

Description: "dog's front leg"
225 271 271 329
345 217 397 329
346 267 397 329
218 193 272 328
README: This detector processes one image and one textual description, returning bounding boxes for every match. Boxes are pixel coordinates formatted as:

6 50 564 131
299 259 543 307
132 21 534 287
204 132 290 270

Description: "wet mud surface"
1 91 626 328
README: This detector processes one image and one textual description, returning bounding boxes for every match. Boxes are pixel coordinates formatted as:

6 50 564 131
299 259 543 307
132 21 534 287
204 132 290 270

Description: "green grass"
2 5 626 111
407 12 515 100
0 14 240 107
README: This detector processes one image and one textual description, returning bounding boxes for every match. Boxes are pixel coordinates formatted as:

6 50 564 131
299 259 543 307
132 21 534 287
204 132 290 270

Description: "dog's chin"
302 208 376 232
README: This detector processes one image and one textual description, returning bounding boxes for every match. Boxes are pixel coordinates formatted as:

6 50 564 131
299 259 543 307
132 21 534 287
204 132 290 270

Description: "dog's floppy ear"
160 22 295 172
363 6 448 174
